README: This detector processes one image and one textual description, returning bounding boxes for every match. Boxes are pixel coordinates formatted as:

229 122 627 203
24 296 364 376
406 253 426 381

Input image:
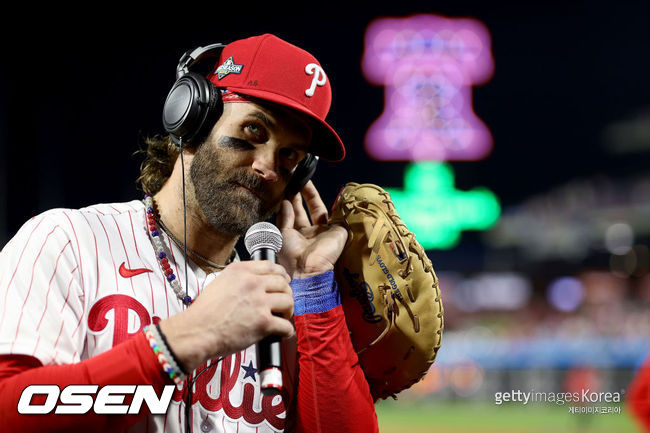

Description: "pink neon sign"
362 14 494 161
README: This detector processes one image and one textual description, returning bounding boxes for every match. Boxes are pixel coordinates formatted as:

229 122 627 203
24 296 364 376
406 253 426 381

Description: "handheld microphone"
244 222 284 396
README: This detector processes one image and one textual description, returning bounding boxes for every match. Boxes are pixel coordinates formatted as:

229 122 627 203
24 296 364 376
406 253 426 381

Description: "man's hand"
276 181 348 279
159 261 295 372
158 181 346 373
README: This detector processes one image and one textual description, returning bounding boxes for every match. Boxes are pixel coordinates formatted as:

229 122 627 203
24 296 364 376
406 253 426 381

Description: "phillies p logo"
305 63 327 97
88 294 155 346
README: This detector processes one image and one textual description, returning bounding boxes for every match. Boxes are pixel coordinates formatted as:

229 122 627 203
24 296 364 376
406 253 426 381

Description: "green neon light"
384 162 501 250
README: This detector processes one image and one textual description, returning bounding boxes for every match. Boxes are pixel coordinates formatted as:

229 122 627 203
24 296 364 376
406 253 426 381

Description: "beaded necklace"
144 194 193 305
144 195 238 306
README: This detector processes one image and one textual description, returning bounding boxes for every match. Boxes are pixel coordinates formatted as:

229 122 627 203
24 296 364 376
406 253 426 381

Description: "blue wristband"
290 270 341 316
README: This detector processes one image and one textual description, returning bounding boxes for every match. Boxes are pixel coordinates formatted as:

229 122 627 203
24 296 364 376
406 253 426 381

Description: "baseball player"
0 34 378 432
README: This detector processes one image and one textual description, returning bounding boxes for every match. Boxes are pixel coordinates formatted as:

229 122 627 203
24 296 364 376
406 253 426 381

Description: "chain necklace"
143 195 235 305
156 217 234 270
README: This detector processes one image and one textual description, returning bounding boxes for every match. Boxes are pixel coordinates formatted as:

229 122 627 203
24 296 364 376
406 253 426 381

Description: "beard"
189 140 281 236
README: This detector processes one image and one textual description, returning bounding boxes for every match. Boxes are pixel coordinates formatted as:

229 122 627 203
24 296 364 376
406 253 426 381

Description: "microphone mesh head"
244 222 283 255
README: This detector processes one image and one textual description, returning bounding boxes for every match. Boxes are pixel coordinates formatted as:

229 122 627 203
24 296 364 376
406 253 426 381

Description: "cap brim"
225 86 345 162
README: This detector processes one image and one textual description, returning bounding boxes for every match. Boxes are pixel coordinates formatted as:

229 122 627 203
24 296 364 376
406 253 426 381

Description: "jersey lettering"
172 351 285 430
88 294 151 346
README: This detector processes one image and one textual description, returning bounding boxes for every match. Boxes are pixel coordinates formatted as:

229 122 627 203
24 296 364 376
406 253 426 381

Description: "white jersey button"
200 416 214 432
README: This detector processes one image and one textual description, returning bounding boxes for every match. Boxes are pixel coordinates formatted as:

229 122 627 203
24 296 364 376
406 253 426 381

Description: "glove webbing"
348 199 422 355
344 192 434 277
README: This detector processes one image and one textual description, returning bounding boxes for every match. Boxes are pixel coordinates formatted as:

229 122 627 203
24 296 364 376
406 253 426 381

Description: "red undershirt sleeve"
290 271 378 433
0 331 172 432
627 354 650 432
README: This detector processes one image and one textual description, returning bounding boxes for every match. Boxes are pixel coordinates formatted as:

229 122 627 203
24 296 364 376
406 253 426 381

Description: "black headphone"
162 43 318 198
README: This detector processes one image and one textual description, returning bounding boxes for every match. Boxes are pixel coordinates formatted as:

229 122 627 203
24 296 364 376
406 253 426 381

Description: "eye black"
218 136 254 150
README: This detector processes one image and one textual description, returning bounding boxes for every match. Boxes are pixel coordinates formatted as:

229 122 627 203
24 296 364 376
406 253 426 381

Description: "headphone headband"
175 43 226 79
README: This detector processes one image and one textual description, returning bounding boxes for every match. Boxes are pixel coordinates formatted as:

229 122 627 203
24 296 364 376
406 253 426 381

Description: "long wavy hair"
135 135 180 196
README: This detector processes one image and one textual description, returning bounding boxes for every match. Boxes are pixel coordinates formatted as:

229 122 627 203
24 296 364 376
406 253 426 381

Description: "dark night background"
2 1 650 274
2 6 649 430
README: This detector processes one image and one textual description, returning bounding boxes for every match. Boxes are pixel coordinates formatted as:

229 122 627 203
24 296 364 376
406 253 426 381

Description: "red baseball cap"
207 34 345 162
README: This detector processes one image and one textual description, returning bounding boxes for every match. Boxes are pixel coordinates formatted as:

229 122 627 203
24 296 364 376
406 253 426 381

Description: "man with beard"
0 34 379 432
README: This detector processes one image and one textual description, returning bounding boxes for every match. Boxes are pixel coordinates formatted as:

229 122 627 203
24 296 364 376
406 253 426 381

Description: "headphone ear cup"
162 72 221 145
285 154 319 198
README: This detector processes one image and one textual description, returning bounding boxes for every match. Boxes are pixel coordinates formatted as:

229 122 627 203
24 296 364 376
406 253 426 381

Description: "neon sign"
362 14 494 161
384 162 500 249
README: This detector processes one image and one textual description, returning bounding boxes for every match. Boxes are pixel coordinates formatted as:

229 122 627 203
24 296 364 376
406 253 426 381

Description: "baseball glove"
328 182 444 401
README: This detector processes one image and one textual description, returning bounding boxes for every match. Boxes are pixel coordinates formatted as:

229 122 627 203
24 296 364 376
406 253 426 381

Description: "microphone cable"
179 138 190 304
183 357 224 433
179 136 224 433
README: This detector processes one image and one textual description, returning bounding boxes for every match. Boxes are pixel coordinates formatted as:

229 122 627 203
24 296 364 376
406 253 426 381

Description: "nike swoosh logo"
119 262 153 278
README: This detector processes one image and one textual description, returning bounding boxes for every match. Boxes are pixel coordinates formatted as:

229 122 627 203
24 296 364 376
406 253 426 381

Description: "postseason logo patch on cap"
215 56 244 80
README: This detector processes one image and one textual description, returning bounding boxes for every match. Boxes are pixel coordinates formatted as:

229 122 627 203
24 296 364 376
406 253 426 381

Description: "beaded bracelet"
143 325 187 386
154 323 188 375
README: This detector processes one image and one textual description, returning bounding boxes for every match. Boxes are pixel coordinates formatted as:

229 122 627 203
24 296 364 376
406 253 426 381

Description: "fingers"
284 181 328 230
301 181 329 225
268 314 295 338
260 276 294 336
266 291 294 321
277 199 294 230
228 260 290 283
281 180 328 230
291 192 311 228
257 274 294 296
229 261 295 335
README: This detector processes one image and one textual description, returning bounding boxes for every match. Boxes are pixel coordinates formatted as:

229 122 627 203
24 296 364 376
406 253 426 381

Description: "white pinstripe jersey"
0 200 294 433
